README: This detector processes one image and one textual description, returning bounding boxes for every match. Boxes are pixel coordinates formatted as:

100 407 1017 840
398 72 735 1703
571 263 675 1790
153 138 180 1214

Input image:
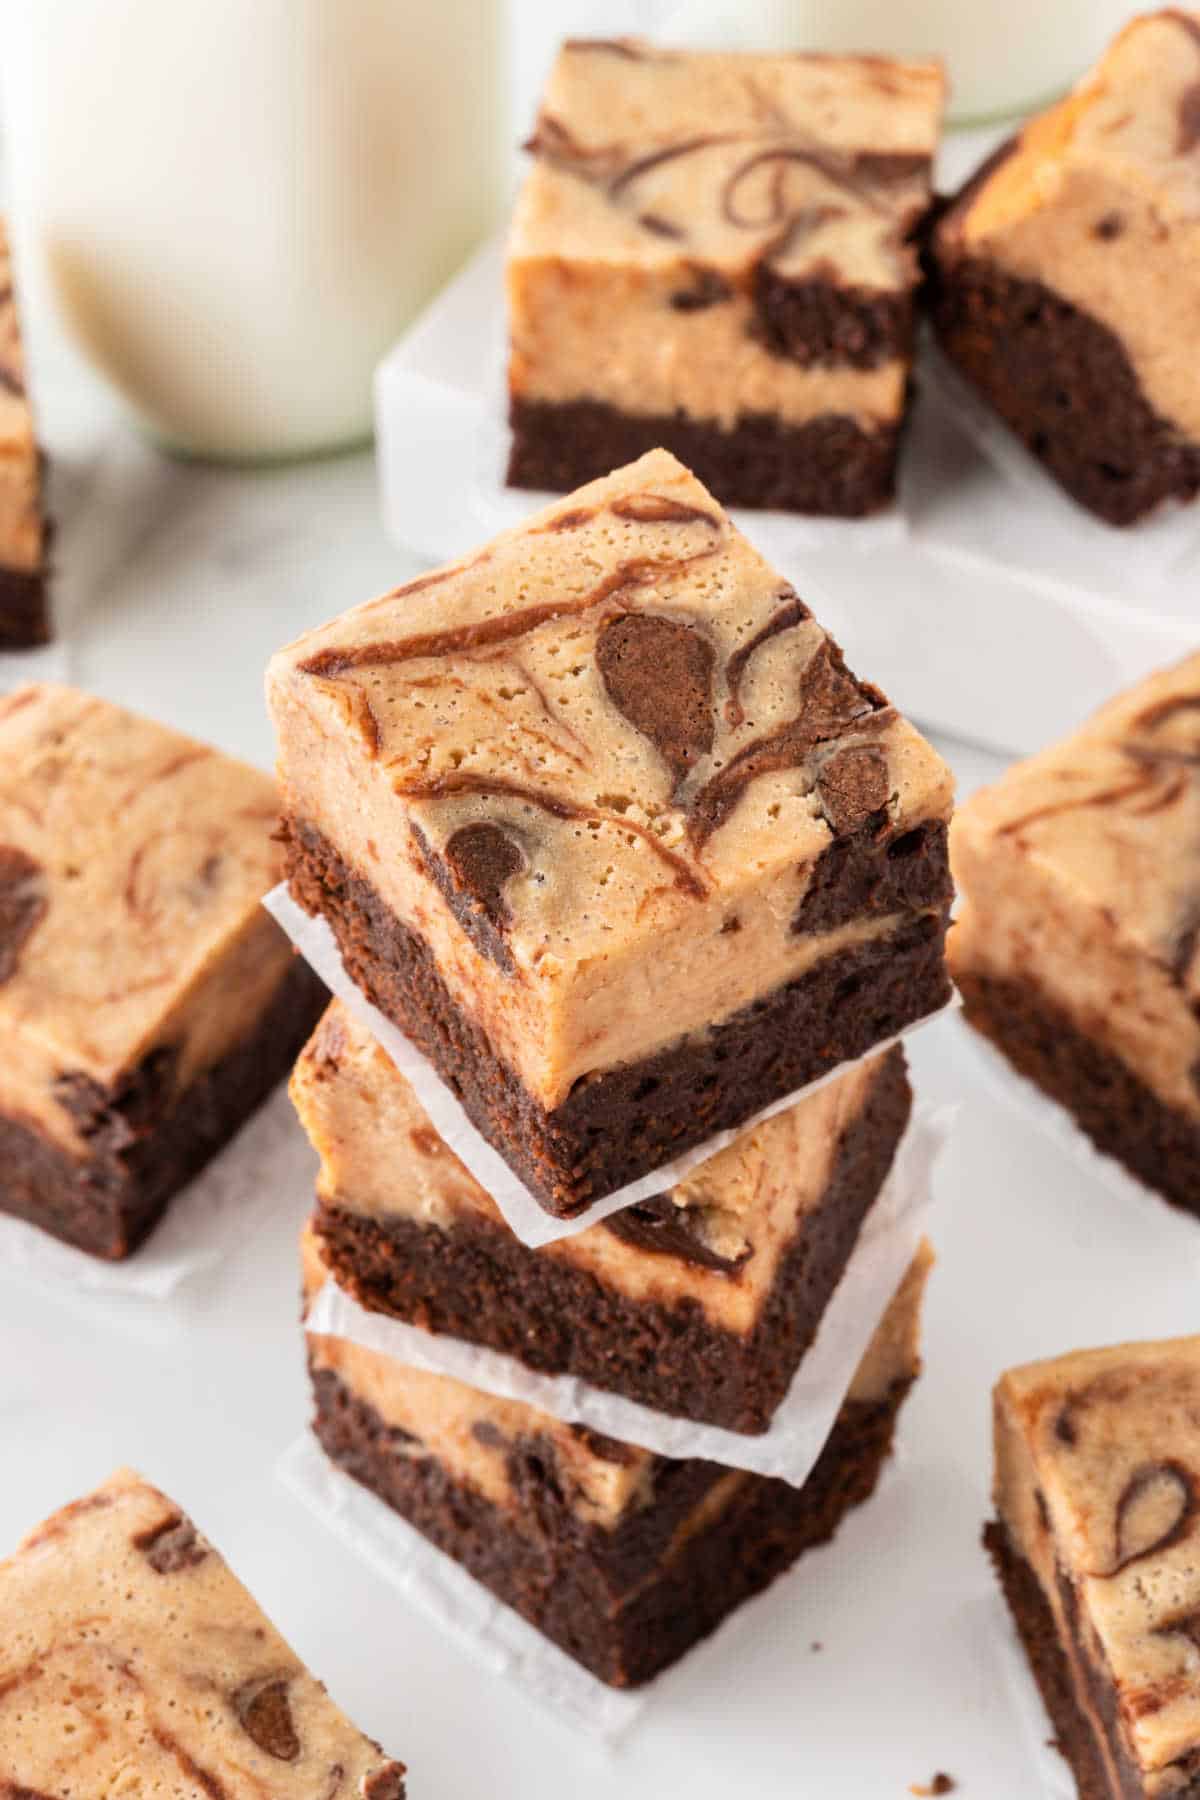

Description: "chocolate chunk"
816 745 890 833
1110 1460 1197 1574
1093 212 1125 241
133 1513 208 1575
602 1193 749 1273
670 268 734 312
471 1419 508 1450
1054 1405 1078 1447
0 846 48 984
596 613 715 788
232 1676 302 1761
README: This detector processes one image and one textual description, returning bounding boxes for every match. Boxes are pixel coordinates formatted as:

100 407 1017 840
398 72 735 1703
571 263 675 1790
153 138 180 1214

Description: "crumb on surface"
910 1777 956 1797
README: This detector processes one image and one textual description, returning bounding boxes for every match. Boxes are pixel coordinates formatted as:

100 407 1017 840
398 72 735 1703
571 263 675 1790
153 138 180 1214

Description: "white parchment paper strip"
0 1086 312 1300
265 881 957 1250
306 1106 950 1485
278 1432 645 1742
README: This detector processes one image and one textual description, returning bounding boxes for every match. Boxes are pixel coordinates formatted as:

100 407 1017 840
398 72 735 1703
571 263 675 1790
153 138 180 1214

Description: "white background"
3 13 1199 1797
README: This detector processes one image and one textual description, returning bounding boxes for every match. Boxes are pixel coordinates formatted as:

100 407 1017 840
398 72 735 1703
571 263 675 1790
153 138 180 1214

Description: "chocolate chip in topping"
670 268 733 312
362 1766 407 1800
133 1513 209 1574
0 846 48 985
233 1676 302 1762
471 1420 508 1451
1111 1460 1197 1575
816 744 890 833
1054 1406 1078 1447
1093 211 1125 241
596 613 715 790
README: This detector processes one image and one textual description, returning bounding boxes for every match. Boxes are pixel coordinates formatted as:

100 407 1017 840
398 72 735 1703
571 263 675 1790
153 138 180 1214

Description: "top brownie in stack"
0 682 326 1258
269 449 954 1218
507 39 943 514
0 217 51 647
930 9 1200 525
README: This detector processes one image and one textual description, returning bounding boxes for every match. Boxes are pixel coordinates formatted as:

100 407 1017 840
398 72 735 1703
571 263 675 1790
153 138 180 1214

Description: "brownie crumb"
910 1776 956 1797
809 1640 823 1652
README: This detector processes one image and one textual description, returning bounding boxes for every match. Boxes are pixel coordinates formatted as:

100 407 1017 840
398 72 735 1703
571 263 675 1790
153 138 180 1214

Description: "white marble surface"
3 206 1196 1800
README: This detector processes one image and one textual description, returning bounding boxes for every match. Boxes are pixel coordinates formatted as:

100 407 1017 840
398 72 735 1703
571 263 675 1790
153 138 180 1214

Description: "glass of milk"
657 0 1137 122
2 0 506 461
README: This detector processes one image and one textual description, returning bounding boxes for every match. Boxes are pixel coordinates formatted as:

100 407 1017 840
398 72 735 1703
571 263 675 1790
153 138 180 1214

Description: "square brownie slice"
268 449 954 1217
0 682 326 1258
0 1467 405 1795
988 1336 1200 1799
507 39 944 515
306 1226 932 1689
294 1000 912 1433
0 218 51 647
950 653 1200 1216
930 10 1200 526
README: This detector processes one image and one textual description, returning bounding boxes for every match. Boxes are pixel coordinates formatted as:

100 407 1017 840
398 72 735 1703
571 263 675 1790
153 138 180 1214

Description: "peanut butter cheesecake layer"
0 1467 406 1797
507 39 944 514
0 218 50 647
0 683 325 1258
269 451 954 1218
305 1229 932 1689
295 1001 911 1433
988 1337 1200 1799
950 653 1200 1216
931 10 1200 525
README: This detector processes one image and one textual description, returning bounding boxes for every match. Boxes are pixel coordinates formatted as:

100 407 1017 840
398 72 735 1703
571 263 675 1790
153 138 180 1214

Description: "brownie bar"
958 968 1200 1218
989 1335 1200 1797
0 218 51 643
0 954 325 1258
309 1037 911 1433
286 814 947 1215
313 1363 911 1690
929 13 1200 527
0 1468 406 1795
507 398 903 516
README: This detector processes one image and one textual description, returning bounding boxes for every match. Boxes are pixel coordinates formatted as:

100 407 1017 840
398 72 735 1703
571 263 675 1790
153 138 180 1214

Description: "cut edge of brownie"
312 1361 913 1688
928 208 1200 526
506 396 904 515
283 815 952 1217
0 561 51 649
0 955 327 1258
957 968 1200 1218
312 1043 912 1434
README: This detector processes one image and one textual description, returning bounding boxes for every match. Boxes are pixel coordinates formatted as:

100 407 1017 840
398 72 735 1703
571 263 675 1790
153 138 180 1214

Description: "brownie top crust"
951 652 1200 1123
0 1467 405 1796
303 1224 933 1526
0 682 297 1153
995 1337 1200 1790
512 40 942 293
292 999 900 1334
0 216 47 579
269 450 953 1109
935 8 1200 441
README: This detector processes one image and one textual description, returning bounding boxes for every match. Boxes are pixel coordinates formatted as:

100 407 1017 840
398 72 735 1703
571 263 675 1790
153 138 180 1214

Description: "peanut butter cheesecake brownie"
988 1336 1200 1799
0 683 325 1258
295 1001 911 1433
950 653 1200 1215
0 218 50 647
305 1227 932 1688
269 450 954 1218
0 1467 406 1796
930 10 1200 526
507 40 944 514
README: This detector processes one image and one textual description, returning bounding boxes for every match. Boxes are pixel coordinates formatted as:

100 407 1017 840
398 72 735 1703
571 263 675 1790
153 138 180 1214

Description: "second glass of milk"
3 0 506 461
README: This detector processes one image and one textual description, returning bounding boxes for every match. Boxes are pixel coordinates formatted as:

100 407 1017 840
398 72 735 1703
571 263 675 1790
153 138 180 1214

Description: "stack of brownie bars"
267 446 957 1687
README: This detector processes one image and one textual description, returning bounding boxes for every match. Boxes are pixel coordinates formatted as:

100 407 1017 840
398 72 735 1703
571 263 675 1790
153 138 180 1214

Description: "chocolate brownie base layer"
0 957 326 1258
314 1046 912 1434
0 561 50 648
284 816 951 1217
506 396 903 517
985 1521 1200 1800
958 969 1200 1219
312 1364 912 1688
929 252 1200 527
